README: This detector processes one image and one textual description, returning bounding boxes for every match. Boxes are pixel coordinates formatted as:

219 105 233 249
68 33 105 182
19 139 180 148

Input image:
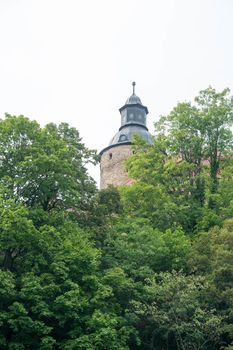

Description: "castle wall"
100 144 134 189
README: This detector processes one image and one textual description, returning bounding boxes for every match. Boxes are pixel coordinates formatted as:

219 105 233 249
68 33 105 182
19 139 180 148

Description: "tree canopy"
0 87 233 349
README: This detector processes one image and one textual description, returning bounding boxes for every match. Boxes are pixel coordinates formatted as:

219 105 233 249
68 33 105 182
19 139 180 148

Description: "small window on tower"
119 134 127 142
109 153 112 160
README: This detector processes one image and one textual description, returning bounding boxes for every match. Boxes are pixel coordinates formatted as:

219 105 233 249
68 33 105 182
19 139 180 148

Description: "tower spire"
132 81 136 95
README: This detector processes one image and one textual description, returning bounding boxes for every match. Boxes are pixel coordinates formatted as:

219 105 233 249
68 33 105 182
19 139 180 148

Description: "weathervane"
132 81 136 94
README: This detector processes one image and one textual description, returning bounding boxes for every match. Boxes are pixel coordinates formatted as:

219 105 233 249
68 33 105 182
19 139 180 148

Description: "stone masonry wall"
100 145 134 189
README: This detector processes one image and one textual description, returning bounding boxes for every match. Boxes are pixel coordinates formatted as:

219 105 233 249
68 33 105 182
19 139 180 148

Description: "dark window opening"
109 153 112 160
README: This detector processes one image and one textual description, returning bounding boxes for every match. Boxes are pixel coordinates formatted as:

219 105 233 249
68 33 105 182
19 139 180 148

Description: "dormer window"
119 134 127 142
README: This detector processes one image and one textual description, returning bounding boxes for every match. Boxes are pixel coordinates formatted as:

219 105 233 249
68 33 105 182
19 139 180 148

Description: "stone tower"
100 82 152 189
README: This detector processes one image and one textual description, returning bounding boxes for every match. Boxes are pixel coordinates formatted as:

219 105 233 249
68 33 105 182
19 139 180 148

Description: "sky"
0 0 233 185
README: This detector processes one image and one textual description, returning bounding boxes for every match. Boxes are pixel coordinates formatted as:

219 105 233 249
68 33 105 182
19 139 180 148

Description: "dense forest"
0 87 233 350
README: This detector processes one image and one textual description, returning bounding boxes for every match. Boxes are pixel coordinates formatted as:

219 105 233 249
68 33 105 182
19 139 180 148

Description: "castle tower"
100 82 153 189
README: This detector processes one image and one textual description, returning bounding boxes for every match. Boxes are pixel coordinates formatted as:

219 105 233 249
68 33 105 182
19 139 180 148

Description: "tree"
188 220 233 348
0 190 136 349
132 272 223 350
195 87 233 194
0 115 98 213
124 87 233 232
1 98 232 349
104 219 190 276
0 115 137 349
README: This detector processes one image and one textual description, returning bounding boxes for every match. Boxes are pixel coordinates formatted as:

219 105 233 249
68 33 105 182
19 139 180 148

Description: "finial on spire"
132 81 136 94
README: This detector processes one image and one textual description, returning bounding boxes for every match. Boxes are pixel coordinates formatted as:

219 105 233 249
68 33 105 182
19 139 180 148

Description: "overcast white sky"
0 0 233 185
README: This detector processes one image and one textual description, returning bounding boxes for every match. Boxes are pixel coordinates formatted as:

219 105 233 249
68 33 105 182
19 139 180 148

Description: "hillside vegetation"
0 87 233 349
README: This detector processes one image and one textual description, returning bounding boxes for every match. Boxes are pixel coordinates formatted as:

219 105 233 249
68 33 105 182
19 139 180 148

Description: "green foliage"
0 114 97 212
124 86 233 233
0 87 233 349
98 186 122 217
188 221 233 346
132 272 223 350
0 115 135 349
101 218 190 279
0 192 134 349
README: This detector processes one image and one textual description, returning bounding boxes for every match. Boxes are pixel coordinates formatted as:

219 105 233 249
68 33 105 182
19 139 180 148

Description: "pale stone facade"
100 144 134 189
